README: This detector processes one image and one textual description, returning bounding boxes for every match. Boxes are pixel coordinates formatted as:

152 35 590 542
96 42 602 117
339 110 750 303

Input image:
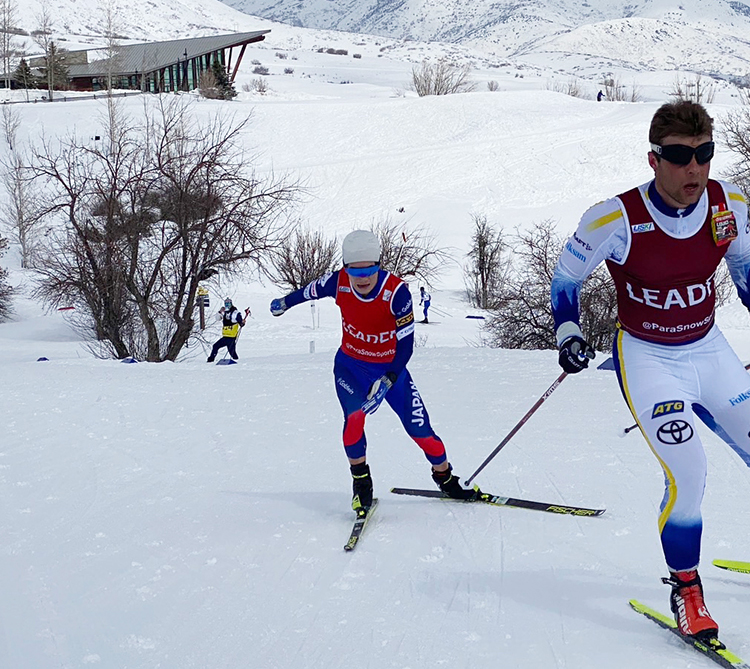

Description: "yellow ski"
713 559 750 574
629 599 750 668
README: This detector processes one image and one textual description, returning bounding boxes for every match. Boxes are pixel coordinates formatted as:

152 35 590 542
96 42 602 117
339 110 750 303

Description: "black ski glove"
558 336 595 374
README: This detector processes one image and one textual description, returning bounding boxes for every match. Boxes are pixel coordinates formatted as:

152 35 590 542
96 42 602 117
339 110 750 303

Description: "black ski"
390 487 604 517
344 498 378 552
629 599 750 668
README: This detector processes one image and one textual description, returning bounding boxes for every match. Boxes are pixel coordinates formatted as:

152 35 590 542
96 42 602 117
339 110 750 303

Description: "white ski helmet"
342 230 380 265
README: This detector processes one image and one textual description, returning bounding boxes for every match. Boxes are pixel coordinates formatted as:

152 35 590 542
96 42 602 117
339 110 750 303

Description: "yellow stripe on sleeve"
585 209 623 232
729 191 747 204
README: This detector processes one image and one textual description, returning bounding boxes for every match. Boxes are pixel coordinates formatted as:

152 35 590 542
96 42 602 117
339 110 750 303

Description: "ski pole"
220 310 249 362
621 360 750 435
464 370 568 487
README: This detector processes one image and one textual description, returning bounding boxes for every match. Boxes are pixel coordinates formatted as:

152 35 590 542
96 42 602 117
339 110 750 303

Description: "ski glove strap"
362 373 396 414
270 297 287 317
558 336 595 374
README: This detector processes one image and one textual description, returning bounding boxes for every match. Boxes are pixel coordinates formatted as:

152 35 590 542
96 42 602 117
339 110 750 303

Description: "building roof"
67 31 270 78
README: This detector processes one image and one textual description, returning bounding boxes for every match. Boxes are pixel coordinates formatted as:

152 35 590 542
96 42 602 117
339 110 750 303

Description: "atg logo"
652 400 684 418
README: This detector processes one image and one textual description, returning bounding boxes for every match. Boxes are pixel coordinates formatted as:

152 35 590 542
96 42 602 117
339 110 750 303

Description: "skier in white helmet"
270 230 476 512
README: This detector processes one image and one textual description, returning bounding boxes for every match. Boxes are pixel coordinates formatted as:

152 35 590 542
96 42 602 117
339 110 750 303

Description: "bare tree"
370 217 451 284
0 0 18 91
33 3 55 100
720 94 750 198
669 73 717 105
546 78 585 99
483 220 617 351
102 0 123 94
199 68 221 99
31 97 300 361
410 60 476 97
464 213 509 309
600 76 641 103
266 226 338 291
0 106 42 268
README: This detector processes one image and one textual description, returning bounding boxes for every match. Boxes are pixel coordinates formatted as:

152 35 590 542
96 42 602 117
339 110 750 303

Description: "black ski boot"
351 462 373 512
432 465 478 500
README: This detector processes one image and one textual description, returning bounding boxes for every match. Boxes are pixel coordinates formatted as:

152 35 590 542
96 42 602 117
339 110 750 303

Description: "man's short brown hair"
649 101 714 144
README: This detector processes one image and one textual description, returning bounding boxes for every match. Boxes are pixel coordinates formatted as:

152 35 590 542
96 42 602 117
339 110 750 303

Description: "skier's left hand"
362 374 395 414
270 297 287 317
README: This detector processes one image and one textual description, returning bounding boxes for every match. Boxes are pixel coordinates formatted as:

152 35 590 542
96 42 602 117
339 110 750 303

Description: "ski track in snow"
2 32 750 667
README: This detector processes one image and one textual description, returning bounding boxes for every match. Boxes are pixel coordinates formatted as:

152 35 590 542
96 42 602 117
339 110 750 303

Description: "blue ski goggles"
650 141 714 166
344 263 379 278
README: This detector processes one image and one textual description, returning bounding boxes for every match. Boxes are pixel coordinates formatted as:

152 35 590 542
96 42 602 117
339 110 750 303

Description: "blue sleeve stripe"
550 274 581 329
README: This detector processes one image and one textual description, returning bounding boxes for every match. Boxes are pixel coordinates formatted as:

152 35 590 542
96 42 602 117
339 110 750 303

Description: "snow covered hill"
3 2 750 668
12 0 750 81
13 0 274 47
2 285 750 669
220 0 750 76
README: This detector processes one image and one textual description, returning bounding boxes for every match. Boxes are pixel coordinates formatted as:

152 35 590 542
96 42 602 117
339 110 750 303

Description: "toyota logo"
657 420 694 444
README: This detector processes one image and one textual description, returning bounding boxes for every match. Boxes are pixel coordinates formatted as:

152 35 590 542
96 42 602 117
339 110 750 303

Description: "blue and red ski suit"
284 269 447 464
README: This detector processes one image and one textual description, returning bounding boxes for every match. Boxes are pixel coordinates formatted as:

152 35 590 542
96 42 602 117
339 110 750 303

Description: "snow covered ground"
2 29 750 669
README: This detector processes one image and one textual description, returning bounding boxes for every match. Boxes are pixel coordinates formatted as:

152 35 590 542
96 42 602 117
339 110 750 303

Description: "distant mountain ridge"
218 0 750 75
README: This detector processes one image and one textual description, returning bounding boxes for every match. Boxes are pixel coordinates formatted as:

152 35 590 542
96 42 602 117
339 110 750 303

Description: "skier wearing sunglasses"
270 229 475 512
550 101 750 645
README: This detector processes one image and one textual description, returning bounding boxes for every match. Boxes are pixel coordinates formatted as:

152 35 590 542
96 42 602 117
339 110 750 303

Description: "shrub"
601 76 642 102
669 74 717 104
251 78 269 94
482 220 616 351
546 78 584 98
410 60 476 97
265 227 339 291
721 92 750 200
464 214 509 309
370 217 450 284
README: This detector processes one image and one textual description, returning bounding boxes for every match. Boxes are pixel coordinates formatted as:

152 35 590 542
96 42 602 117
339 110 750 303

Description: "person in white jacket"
550 100 750 645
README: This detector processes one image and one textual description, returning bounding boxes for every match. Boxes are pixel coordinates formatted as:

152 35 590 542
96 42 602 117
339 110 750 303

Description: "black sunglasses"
650 141 714 166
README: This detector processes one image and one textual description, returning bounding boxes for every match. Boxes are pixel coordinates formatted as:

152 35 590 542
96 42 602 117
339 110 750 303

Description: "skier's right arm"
551 198 626 372
270 271 339 316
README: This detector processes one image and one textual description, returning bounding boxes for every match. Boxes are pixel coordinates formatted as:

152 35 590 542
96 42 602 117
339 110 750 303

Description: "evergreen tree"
211 58 237 100
12 57 34 89
38 41 69 92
